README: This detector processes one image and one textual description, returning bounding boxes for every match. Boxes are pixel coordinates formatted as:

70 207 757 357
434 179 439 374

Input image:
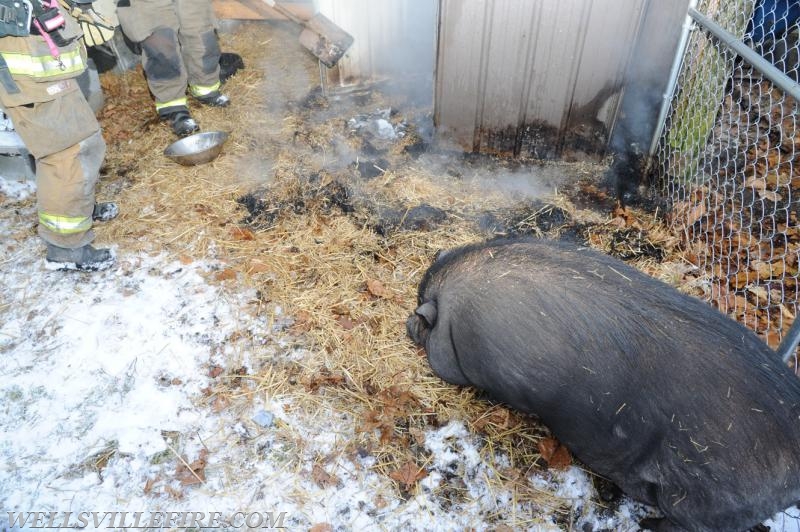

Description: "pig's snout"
407 301 438 346
406 314 422 344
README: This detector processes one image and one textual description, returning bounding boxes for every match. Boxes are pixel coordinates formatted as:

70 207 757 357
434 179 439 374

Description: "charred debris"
237 86 667 264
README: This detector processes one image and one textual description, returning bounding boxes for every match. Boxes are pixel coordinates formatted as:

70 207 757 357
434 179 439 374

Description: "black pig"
407 238 800 532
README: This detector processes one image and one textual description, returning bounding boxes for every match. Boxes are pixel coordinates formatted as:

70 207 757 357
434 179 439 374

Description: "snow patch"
0 176 35 201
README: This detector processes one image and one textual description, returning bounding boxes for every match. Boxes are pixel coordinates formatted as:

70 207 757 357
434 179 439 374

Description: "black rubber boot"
45 244 115 272
92 202 119 222
195 91 230 108
161 109 199 137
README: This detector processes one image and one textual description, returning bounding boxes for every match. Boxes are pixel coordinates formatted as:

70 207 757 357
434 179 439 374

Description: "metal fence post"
645 0 697 172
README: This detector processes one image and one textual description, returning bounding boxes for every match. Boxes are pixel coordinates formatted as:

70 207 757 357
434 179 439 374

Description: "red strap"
31 18 64 66
32 1 66 66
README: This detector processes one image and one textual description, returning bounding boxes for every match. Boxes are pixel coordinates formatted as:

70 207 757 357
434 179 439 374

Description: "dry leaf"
762 330 782 349
194 203 212 215
165 485 184 499
176 449 207 486
751 260 784 279
538 437 572 469
211 395 229 413
208 365 224 378
730 270 751 290
757 189 782 202
472 406 519 432
607 216 626 229
330 304 350 315
215 269 237 281
178 254 193 265
685 203 707 226
309 524 332 532
361 409 395 444
734 295 749 311
312 464 339 488
746 285 769 303
230 226 255 241
290 310 314 333
611 206 637 227
374 494 388 509
408 427 426 446
743 176 767 190
358 386 418 442
499 467 524 483
336 315 357 330
304 370 346 391
143 477 156 495
366 279 392 299
389 461 428 489
247 260 271 274
228 366 248 389
750 261 770 277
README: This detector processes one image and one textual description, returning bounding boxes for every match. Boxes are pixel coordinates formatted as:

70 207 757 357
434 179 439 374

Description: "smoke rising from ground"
315 0 438 107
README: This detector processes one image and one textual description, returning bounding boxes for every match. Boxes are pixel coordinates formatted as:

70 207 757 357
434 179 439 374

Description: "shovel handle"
261 0 305 26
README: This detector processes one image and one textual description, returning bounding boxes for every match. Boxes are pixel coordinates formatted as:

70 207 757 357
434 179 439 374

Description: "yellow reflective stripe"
0 49 85 78
39 212 91 234
155 97 188 111
189 82 220 97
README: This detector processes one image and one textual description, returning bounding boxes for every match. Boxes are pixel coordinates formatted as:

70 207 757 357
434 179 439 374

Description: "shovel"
262 0 354 68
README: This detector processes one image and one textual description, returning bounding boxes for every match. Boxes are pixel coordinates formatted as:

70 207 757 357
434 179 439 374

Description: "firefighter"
115 0 229 137
0 0 117 271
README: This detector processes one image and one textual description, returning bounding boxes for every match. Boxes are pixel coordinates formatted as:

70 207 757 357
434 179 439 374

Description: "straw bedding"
90 20 716 526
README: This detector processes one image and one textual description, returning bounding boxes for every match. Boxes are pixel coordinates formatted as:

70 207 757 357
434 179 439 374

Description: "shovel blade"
298 13 354 68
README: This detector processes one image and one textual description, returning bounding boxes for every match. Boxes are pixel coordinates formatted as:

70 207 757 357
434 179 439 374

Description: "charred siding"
434 0 649 159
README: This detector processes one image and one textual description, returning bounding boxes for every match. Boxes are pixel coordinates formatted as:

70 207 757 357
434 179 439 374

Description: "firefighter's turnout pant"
116 0 221 116
0 11 105 249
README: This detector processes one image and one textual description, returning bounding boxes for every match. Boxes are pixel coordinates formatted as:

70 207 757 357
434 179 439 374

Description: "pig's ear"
415 301 438 327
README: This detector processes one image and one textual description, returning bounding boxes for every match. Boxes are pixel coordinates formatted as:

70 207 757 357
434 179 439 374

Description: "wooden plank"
214 0 271 20
213 0 314 21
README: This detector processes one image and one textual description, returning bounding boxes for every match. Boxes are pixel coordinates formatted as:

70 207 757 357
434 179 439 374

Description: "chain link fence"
652 0 799 362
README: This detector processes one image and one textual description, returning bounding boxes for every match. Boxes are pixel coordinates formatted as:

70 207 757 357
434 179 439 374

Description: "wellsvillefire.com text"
5 511 287 529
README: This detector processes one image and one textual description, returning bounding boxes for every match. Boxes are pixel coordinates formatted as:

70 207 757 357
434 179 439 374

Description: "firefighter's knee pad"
141 27 181 80
199 29 221 74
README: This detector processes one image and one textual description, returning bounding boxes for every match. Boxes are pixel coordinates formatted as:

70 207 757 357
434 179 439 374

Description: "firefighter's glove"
61 0 95 8
60 0 115 47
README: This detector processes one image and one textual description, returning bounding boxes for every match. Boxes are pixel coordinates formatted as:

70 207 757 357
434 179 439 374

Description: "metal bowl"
164 131 229 166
